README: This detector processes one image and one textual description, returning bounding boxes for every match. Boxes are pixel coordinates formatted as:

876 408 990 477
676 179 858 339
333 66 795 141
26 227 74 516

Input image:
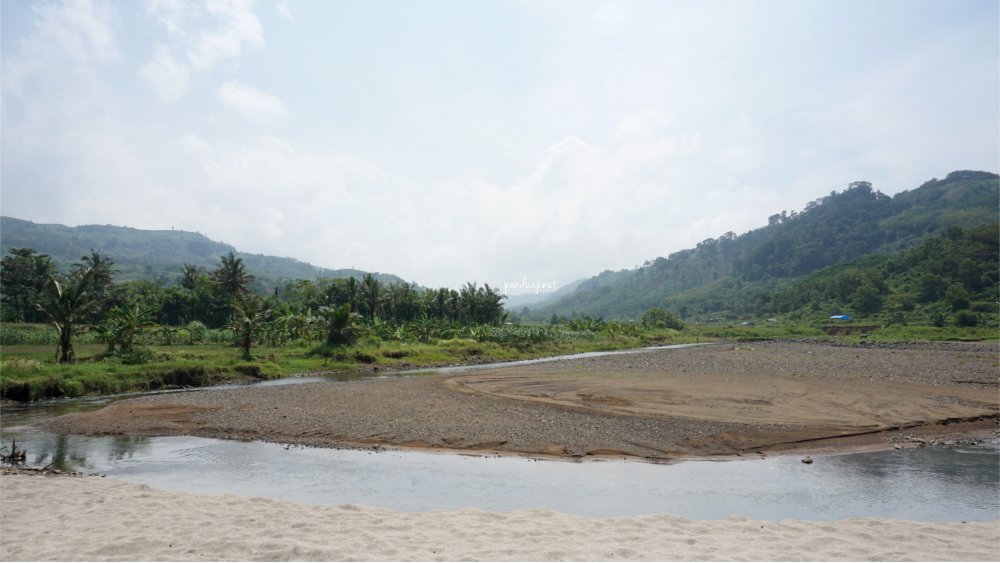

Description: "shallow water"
3 425 998 521
418 342 718 374
243 342 722 385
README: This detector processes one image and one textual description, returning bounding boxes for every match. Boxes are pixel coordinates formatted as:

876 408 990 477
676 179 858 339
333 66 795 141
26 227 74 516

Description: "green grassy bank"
1 322 994 402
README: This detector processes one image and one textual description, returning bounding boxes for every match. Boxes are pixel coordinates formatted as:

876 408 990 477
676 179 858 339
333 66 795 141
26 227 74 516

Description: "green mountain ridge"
536 170 999 321
0 217 408 290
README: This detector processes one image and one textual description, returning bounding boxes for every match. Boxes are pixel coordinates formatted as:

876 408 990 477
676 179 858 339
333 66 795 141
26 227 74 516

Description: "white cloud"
139 45 190 102
146 0 197 37
142 128 709 287
169 136 407 274
38 0 120 62
188 0 263 71
215 81 288 121
139 0 264 104
3 0 120 95
275 1 294 23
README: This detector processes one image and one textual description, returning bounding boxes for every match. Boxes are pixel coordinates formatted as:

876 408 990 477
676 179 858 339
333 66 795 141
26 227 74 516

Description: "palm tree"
212 252 254 298
179 263 204 290
460 282 479 323
35 268 101 363
76 250 116 302
318 303 361 346
385 283 402 324
346 276 358 313
479 283 505 325
361 273 381 321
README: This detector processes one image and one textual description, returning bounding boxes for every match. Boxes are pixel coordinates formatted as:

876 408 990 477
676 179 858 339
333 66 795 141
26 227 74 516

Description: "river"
2 344 998 522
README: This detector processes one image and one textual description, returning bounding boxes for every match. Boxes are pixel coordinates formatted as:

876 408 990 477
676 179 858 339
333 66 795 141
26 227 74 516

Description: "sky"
2 0 998 293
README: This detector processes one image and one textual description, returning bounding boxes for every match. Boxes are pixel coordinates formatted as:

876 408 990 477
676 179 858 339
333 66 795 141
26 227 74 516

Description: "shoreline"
35 340 999 463
38 388 999 464
2 474 998 561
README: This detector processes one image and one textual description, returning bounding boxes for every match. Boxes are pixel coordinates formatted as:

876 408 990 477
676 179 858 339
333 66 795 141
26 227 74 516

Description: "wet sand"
2 474 998 561
41 341 999 461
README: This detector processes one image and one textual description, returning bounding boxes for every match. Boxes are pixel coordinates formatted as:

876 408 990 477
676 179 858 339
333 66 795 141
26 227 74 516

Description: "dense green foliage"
1 248 510 364
0 248 54 323
766 224 999 325
534 171 998 321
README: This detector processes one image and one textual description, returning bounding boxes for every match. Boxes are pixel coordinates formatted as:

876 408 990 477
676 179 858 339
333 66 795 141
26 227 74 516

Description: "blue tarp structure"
829 314 852 320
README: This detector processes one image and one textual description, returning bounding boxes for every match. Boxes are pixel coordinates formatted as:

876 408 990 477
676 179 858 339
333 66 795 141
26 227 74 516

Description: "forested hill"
535 170 999 321
0 217 407 289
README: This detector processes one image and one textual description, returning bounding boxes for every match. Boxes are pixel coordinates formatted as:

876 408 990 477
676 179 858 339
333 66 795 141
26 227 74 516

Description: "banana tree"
35 268 101 363
229 294 270 360
101 303 158 353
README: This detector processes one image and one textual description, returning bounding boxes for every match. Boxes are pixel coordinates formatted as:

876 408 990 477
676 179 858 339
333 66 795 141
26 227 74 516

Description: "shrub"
954 310 979 327
233 364 263 378
0 359 44 373
641 307 684 330
352 351 378 364
106 347 155 365
39 376 83 399
186 321 207 344
928 308 947 327
0 325 56 345
381 349 411 359
0 380 32 401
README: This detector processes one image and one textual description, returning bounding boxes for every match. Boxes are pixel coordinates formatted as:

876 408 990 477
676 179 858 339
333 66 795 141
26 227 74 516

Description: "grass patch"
683 324 828 341
866 325 999 342
1 321 994 402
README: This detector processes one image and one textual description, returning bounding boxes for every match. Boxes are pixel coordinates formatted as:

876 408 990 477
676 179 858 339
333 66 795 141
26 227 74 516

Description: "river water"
2 345 998 522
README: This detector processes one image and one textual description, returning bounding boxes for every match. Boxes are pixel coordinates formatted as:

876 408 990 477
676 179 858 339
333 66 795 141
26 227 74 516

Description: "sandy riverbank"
1 474 997 561
41 341 999 461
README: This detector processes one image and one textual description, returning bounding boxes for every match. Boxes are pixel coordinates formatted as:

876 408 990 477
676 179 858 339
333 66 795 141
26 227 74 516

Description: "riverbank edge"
17 339 1000 465
46 412 994 466
1 337 702 403
2 474 998 562
4 333 995 403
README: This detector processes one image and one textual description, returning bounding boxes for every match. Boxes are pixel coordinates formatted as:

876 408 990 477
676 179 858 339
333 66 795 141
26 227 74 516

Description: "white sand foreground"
1 475 997 562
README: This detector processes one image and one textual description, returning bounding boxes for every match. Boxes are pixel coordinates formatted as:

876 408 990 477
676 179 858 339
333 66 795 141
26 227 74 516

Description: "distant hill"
0 217 409 290
765 223 998 323
534 170 999 321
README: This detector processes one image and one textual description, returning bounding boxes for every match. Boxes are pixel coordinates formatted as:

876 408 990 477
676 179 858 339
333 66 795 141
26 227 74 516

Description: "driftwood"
1 438 28 465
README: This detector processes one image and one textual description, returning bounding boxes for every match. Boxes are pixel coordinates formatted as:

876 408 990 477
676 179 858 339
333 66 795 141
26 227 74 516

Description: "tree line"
0 249 507 362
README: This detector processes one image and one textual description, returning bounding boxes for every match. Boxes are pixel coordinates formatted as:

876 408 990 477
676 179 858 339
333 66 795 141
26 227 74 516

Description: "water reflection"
824 445 1000 489
3 428 997 521
108 434 149 462
4 431 152 472
1 396 114 430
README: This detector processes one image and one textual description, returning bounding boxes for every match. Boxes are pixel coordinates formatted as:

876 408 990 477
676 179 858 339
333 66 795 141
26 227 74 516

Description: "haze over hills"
533 171 999 321
0 217 408 291
2 170 996 323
